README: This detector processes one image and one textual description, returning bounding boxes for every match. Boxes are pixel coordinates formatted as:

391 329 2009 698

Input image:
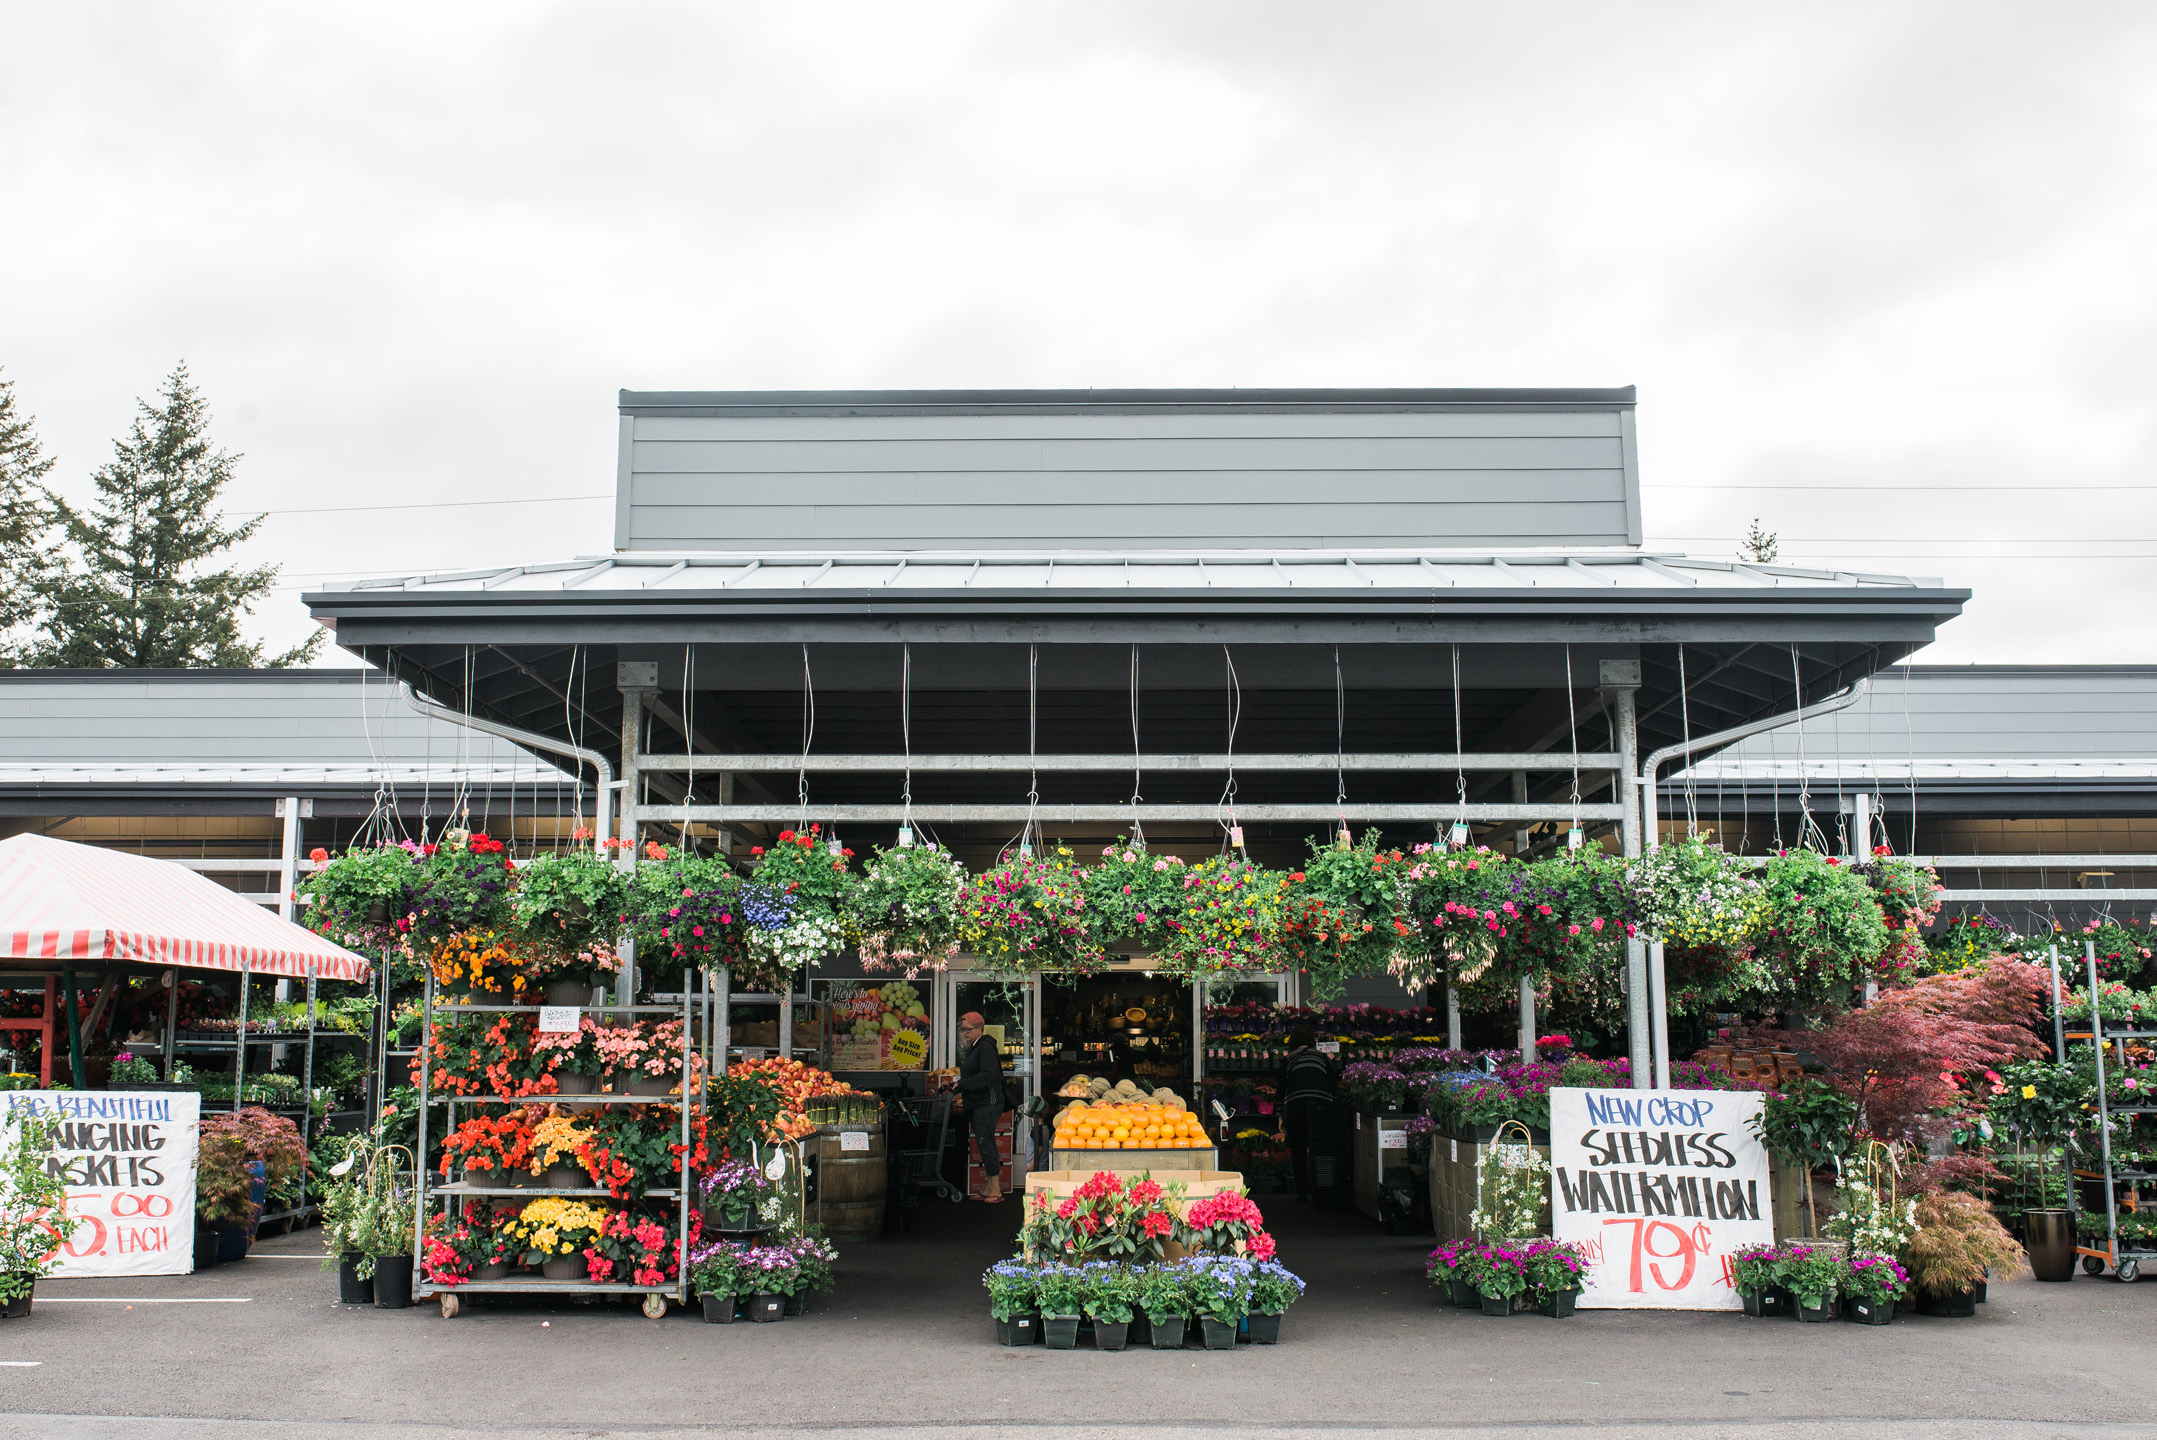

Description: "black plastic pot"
1973 1280 1988 1304
1845 1295 1894 1325
193 1224 222 1270
1794 1294 1838 1323
214 1226 251 1265
701 1294 736 1323
1538 1289 1579 1319
1043 1315 1082 1349
365 899 391 926
1246 1311 1283 1343
1740 1288 1790 1318
1128 1314 1152 1346
1450 1279 1480 1309
1148 1312 1188 1350
747 1293 785 1323
1 1279 32 1319
2025 1210 2077 1282
1093 1320 1129 1351
1199 1317 1238 1349
1915 1286 1978 1318
337 1255 374 1305
1479 1292 1514 1317
784 1292 805 1317
995 1314 1038 1346
372 1257 414 1309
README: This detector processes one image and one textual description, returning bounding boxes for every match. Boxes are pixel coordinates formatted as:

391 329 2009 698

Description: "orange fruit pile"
1052 1101 1209 1151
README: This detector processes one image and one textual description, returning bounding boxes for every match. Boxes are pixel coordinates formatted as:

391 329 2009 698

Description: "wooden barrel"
810 1122 887 1240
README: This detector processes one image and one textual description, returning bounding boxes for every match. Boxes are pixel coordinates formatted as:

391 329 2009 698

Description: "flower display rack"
410 969 703 1319
2074 942 2157 1284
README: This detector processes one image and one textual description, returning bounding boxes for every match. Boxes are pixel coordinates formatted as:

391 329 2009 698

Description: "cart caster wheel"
2117 1260 2140 1283
2084 1256 2106 1275
642 1294 668 1319
438 1294 460 1319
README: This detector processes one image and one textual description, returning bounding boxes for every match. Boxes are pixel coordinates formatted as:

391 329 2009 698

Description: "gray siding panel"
619 402 1639 551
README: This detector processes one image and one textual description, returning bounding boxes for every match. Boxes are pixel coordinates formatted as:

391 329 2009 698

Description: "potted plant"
1988 1059 2089 1281
437 1110 537 1187
0 1112 79 1318
1750 1079 1857 1240
982 1258 1041 1346
1473 1241 1531 1317
510 848 631 974
781 1231 837 1316
733 1240 800 1322
196 1107 308 1264
1747 849 1891 1006
1179 1187 1271 1257
1245 1259 1305 1342
107 1051 160 1087
1782 1243 1844 1322
316 1139 419 1309
854 841 968 971
533 1019 605 1095
500 1196 610 1281
529 1112 595 1189
1522 1238 1589 1318
1184 1255 1254 1348
691 1240 744 1323
1842 1251 1909 1325
1081 839 1188 956
1427 1239 1483 1310
1080 1261 1139 1350
1730 1242 1790 1318
421 1207 512 1287
700 1158 781 1234
958 844 1104 982
299 843 417 940
1904 1190 2027 1317
1035 1261 1087 1349
1469 1132 1551 1242
1136 1260 1192 1350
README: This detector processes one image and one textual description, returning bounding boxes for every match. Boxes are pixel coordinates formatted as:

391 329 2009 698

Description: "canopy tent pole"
61 965 85 1089
163 970 179 1081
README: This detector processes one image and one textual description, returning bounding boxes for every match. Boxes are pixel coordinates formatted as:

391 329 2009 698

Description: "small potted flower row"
686 1235 837 1323
983 1256 1305 1350
1732 1243 1910 1324
436 1105 698 1198
422 1199 688 1286
1426 1237 1591 1317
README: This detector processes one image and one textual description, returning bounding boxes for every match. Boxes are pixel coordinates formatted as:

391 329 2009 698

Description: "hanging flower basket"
852 842 967 973
1275 832 1413 997
1081 839 1189 954
1154 855 1291 981
958 845 1104 980
1747 849 1890 1006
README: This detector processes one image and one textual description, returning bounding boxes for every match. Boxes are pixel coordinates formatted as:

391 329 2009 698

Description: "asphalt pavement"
2 1193 2152 1440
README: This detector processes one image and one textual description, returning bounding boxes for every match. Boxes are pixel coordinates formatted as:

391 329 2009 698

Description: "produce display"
1052 1077 1207 1152
727 1057 869 1142
845 980 928 1038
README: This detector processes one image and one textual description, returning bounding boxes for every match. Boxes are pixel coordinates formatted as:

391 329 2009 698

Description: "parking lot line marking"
0 1361 40 1366
38 1297 252 1303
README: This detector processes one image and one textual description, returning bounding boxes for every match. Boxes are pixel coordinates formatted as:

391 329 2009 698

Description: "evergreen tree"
1739 516 1780 564
0 368 58 664
34 362 319 668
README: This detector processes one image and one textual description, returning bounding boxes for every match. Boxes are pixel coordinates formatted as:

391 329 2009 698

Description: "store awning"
0 834 372 982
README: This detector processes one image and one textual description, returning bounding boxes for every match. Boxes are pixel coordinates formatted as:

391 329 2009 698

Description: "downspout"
399 683 614 854
1638 676 1873 1089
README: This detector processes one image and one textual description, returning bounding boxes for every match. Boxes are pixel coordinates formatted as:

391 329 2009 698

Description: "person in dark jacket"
1279 1028 1335 1204
955 1011 1008 1203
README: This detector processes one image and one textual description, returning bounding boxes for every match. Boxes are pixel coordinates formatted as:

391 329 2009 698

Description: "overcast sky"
4 2 2154 665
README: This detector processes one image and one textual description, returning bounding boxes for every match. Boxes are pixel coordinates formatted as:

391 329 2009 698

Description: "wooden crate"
1427 1127 1550 1240
1352 1113 1418 1220
1024 1168 1245 1206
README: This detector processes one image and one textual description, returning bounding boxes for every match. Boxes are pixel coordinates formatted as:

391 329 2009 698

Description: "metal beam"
1938 889 2157 902
634 802 1624 824
1914 855 2157 869
636 751 1626 775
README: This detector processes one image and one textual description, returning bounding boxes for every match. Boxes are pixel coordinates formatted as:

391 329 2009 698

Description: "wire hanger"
1218 645 1244 853
1448 645 1469 848
1333 645 1350 849
897 643 915 847
1127 644 1146 853
1564 646 1584 851
798 643 815 835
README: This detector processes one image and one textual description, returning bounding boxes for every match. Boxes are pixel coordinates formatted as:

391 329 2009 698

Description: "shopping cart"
889 1093 966 1218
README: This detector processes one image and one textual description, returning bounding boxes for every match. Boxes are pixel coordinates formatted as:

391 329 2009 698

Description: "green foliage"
1080 1261 1140 1323
0 1112 80 1297
1987 1059 2090 1149
1034 1261 1087 1317
1751 1079 1858 1170
0 368 57 662
509 849 630 951
1748 850 1890 1005
1903 1189 2027 1295
195 1107 308 1227
299 845 416 943
1081 840 1189 951
705 1071 784 1160
1134 1259 1192 1320
317 1138 418 1278
32 363 318 668
853 841 969 965
1276 832 1412 997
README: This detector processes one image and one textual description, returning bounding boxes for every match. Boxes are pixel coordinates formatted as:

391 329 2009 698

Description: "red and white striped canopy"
0 834 372 982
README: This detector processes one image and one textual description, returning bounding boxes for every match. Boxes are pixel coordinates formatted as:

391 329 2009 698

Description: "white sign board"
1547 1087 1771 1311
3 1091 201 1277
839 1130 870 1153
537 1006 581 1034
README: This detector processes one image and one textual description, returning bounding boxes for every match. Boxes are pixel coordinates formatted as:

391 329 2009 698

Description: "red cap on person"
960 1012 986 1028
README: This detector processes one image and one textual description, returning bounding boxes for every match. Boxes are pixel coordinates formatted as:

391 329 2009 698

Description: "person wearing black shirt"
1279 1028 1335 1204
955 1011 1008 1203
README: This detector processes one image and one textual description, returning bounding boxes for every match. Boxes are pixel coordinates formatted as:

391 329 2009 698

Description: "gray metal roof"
330 547 1946 596
0 669 573 792
616 387 1639 416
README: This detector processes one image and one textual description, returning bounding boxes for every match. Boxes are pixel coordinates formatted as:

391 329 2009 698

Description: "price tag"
1355 1112 1363 1130
1380 1130 1409 1150
887 1028 928 1069
1316 1041 1340 1055
537 1006 580 1035
1450 1138 1459 1163
839 1130 870 1153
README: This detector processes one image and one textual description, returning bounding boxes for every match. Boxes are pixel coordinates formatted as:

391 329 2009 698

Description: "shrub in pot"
197 1107 307 1258
1987 1059 2090 1282
982 1258 1041 1345
0 1112 81 1317
1904 1190 2026 1316
1749 1080 1857 1241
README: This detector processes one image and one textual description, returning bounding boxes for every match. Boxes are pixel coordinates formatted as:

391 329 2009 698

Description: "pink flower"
1568 924 1581 936
1590 918 1604 931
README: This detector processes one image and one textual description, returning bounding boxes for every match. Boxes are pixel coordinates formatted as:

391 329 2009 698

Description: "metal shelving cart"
410 967 704 1319
2070 940 2156 1282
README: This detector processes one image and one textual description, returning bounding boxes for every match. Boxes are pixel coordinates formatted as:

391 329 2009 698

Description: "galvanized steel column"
617 676 645 1003
1609 668 1649 1090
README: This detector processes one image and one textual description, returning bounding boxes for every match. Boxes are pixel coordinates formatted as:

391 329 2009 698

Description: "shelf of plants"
2072 943 2157 1283
412 972 704 1319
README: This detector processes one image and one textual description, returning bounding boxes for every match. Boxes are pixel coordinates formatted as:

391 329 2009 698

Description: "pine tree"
33 363 320 668
0 368 58 664
1739 517 1780 563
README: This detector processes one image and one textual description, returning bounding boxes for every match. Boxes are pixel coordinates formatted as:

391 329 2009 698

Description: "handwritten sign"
3 1091 200 1277
1548 1086 1771 1311
1316 1041 1340 1055
886 1029 928 1070
537 1006 580 1034
839 1130 870 1153
1379 1129 1409 1150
